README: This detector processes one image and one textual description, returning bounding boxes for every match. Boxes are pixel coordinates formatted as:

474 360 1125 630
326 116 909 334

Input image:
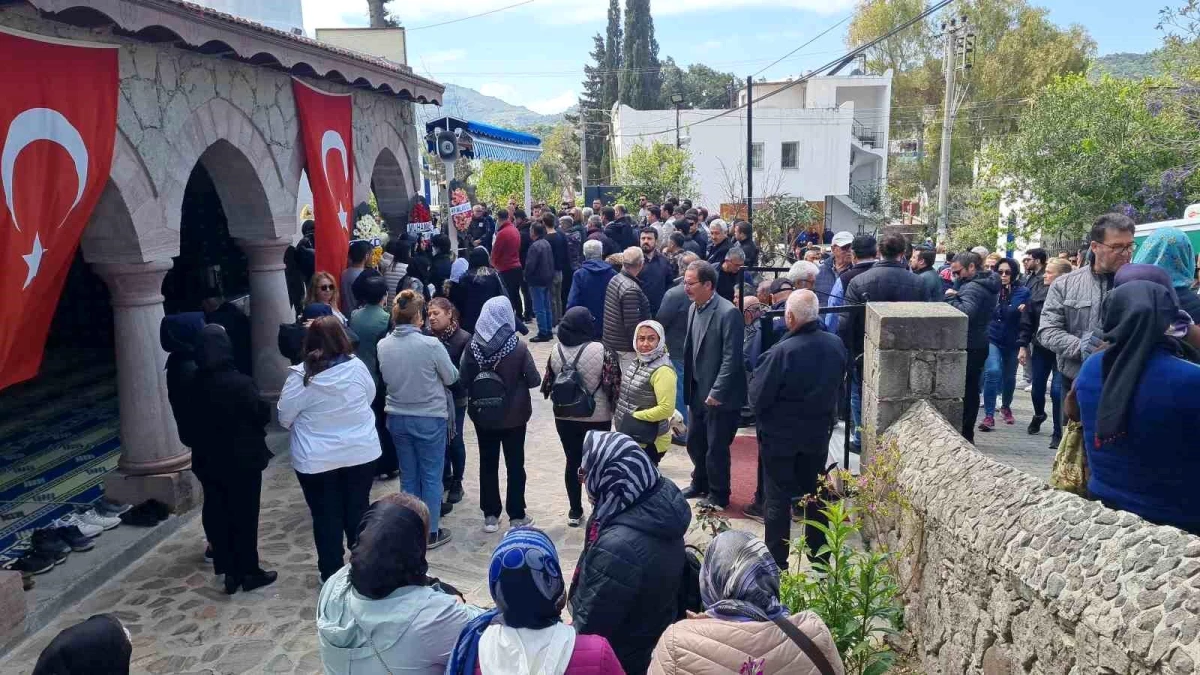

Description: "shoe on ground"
671 434 686 446
1027 413 1047 435
224 574 241 595
448 481 464 504
1023 384 1033 392
30 529 70 563
697 499 729 511
52 526 95 552
742 503 765 523
52 514 103 539
428 528 453 549
978 415 995 432
483 516 500 533
241 569 278 592
1049 435 1062 449
78 509 122 531
680 486 709 500
441 501 453 517
95 500 132 517
529 335 551 343
3 551 55 576
1001 407 1015 425
567 511 583 528
509 517 535 528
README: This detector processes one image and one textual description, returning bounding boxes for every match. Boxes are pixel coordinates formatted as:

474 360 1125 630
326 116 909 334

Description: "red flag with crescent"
0 28 118 391
292 79 353 284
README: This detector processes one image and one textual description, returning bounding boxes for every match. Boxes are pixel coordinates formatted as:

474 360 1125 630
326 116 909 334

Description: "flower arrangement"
354 213 387 268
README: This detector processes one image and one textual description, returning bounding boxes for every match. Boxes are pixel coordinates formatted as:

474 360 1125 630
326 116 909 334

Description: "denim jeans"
444 405 466 487
671 357 688 426
550 271 564 324
1030 344 1063 438
983 343 1020 417
530 285 553 337
387 414 448 536
850 367 862 446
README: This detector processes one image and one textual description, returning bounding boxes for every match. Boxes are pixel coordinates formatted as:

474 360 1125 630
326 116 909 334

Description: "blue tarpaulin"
425 116 542 164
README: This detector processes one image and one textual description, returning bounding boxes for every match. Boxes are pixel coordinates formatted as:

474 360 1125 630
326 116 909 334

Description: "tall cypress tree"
619 0 661 110
602 0 622 111
578 34 610 186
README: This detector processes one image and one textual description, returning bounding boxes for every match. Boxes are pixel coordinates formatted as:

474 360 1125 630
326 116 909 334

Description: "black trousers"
685 398 738 504
962 346 989 443
372 387 398 477
520 278 534 320
477 424 527 520
761 443 829 570
555 419 610 516
500 268 525 318
561 268 574 312
296 462 375 581
199 469 263 578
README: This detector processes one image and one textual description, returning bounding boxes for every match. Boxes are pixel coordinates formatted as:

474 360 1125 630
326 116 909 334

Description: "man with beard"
638 227 674 313
467 204 495 251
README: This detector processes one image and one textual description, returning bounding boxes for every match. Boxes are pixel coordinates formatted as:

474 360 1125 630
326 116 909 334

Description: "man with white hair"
749 289 848 569
706 218 733 266
787 260 820 289
567 238 617 329
715 244 747 302
602 246 650 369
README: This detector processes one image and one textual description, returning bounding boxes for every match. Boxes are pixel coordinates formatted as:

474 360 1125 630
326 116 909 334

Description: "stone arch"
354 121 416 222
162 98 292 239
81 128 172 264
367 147 411 225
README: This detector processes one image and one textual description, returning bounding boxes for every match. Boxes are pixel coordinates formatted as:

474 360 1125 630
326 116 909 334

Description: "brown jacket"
648 611 844 675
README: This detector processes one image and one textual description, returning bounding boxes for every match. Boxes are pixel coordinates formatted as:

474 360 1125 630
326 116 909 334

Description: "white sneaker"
52 514 103 538
77 509 121 531
483 516 499 533
509 517 535 528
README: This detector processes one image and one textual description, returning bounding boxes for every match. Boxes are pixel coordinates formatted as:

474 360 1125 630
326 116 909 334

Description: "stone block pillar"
861 302 967 460
237 238 294 401
94 260 199 513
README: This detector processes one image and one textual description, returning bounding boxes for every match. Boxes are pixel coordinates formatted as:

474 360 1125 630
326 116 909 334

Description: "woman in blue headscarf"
1133 226 1200 322
447 528 623 675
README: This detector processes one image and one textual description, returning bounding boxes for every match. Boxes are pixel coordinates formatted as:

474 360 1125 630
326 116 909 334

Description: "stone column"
861 302 967 460
94 260 198 512
237 238 295 401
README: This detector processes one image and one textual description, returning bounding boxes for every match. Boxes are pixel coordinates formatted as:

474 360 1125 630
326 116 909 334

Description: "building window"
751 142 764 170
781 142 798 169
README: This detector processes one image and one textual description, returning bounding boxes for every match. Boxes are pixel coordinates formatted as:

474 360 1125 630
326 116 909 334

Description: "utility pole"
935 15 972 246
671 94 684 149
746 76 753 222
579 117 587 202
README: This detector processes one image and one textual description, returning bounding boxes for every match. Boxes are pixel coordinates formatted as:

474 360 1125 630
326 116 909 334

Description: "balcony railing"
852 119 881 148
850 180 885 213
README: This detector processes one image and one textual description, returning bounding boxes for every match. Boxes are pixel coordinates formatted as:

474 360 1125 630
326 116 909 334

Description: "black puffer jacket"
570 478 691 675
841 259 926 359
1018 273 1048 349
602 271 650 353
189 325 271 479
946 270 1001 349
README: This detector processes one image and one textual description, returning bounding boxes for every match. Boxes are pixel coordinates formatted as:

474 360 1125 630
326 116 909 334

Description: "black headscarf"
1096 281 1179 444
194 324 235 372
32 614 131 675
556 306 596 347
348 497 429 599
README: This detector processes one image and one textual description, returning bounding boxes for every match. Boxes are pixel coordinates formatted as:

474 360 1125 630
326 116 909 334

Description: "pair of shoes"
978 415 995 432
448 481 464 504
120 500 169 527
742 503 765 523
671 434 686 446
698 499 729 511
30 529 74 561
54 526 95 552
3 551 55 576
567 510 583 528
1027 413 1047 435
51 514 103 539
681 486 708 500
510 517 535 528
483 516 500 533
1048 434 1062 449
428 529 453 549
95 500 132 517
1001 407 1016 425
225 569 279 594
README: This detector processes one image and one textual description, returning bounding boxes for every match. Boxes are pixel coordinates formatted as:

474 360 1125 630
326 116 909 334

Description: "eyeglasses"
999 270 1013 277
1095 241 1136 255
318 285 335 291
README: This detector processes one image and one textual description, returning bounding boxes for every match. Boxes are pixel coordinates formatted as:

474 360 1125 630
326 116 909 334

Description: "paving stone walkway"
0 339 763 675
969 376 1059 482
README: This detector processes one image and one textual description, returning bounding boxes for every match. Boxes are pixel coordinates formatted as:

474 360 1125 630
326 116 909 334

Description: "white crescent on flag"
1 107 89 233
320 129 349 231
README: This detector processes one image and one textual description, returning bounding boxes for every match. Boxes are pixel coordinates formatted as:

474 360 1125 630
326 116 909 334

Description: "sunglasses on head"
319 284 335 291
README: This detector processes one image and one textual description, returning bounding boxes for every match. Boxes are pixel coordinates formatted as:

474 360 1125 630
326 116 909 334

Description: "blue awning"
425 116 543 164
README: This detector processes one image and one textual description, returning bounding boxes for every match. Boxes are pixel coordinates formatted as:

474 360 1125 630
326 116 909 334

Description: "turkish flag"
292 79 353 283
0 28 118 391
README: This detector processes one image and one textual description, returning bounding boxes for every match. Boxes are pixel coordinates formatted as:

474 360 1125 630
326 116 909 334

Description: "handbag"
1049 420 1089 496
771 616 838 675
617 411 660 445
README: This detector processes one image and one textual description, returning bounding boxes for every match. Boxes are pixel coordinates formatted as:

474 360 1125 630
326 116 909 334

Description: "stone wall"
879 402 1200 675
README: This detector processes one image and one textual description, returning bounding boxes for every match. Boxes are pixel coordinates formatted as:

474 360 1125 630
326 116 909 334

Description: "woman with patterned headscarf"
569 431 690 675
1133 226 1200 322
612 320 677 463
649 530 844 675
447 528 623 675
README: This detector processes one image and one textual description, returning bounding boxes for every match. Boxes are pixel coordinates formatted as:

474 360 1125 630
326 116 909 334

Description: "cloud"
527 89 577 115
301 0 367 33
479 83 518 101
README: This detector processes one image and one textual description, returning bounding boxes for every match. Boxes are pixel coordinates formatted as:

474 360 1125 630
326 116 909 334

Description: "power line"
751 15 852 78
405 0 536 31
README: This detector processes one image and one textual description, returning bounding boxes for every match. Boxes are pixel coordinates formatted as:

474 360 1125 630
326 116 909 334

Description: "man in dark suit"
750 289 847 568
681 260 746 509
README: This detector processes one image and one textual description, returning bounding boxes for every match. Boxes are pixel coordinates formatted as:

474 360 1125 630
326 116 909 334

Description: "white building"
611 70 892 234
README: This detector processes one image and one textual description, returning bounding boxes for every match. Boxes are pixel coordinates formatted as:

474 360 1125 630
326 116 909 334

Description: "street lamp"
670 93 684 149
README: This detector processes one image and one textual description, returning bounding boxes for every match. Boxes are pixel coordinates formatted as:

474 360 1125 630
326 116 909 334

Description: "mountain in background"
1090 51 1165 80
417 83 568 131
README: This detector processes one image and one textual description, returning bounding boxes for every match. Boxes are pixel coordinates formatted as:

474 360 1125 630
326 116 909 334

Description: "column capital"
237 237 291 273
93 260 173 308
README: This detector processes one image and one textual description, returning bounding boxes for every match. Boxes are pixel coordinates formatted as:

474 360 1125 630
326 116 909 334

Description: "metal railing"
849 180 884 212
852 119 881 148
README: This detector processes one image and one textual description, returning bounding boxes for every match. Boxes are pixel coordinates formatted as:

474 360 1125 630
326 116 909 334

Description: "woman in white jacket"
278 316 382 582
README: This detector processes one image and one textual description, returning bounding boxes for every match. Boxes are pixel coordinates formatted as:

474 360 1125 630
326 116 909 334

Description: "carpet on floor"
724 435 759 519
0 353 120 556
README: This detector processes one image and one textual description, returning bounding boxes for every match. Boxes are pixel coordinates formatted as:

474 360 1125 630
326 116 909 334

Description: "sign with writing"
449 201 472 217
407 220 435 240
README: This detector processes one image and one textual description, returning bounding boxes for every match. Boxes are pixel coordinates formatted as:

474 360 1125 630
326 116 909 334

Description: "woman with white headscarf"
459 297 541 534
612 320 677 463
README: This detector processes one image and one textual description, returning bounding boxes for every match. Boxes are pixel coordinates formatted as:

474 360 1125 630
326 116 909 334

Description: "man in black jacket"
638 227 674 313
910 247 944 301
515 209 534 321
750 289 847 568
841 234 926 360
945 251 1000 442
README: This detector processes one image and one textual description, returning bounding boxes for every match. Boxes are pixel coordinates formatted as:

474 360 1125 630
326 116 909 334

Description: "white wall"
612 104 852 208
737 81 807 109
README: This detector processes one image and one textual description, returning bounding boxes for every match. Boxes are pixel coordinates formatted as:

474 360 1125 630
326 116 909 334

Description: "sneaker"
3 551 54 576
95 500 132 517
30 530 70 564
742 503 765 523
52 514 103 539
483 516 500 534
52 526 95 552
1027 413 1047 435
978 415 995 432
1001 407 1015 425
509 517 535 528
567 511 583 528
77 509 122 531
428 528 453 549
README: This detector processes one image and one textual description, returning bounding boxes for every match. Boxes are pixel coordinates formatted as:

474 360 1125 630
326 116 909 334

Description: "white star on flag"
22 233 45 289
338 205 348 231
